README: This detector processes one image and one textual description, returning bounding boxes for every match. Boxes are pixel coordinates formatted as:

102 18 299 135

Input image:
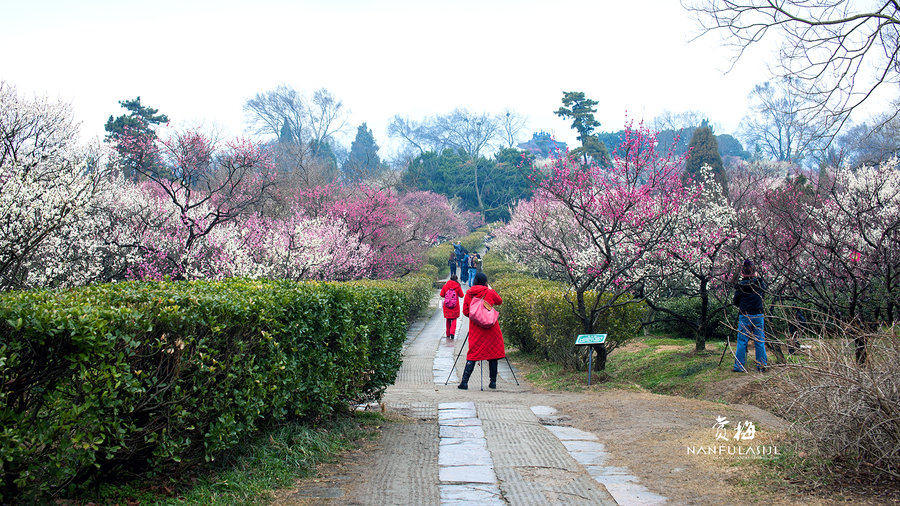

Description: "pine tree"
685 120 726 191
342 123 381 181
104 97 169 180
554 91 610 165
104 97 168 142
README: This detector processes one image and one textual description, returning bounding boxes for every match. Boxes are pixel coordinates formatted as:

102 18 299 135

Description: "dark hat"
741 259 755 276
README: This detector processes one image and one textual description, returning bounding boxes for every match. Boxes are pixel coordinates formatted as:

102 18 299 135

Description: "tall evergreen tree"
104 97 169 180
342 123 380 181
104 97 168 142
685 120 726 190
554 91 609 165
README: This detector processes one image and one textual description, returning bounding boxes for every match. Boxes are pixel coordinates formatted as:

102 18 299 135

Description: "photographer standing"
733 259 768 372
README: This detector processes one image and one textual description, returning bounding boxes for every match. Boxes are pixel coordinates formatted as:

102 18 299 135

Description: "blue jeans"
468 268 477 285
734 314 766 371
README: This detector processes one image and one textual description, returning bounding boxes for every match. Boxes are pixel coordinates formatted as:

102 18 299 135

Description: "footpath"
274 290 789 505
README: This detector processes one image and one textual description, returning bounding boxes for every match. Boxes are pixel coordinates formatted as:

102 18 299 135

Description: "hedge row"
648 296 735 339
0 274 431 502
481 255 646 369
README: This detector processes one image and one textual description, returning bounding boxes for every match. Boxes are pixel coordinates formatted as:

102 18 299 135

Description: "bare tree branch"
686 0 900 133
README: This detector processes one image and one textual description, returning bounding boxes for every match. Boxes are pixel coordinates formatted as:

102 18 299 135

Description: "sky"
2 0 779 158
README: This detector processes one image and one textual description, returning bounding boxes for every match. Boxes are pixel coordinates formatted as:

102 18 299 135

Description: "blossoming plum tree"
495 122 692 369
648 166 738 351
0 81 110 290
115 129 279 280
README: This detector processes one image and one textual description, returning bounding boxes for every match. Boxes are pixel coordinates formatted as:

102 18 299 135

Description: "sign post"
575 334 607 385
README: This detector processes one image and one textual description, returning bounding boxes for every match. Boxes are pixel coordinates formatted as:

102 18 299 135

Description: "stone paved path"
276 290 669 505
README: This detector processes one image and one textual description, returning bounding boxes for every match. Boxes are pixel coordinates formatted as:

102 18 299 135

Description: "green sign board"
575 333 607 345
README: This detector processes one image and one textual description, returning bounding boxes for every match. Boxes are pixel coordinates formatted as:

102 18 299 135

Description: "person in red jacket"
459 272 505 389
439 274 465 340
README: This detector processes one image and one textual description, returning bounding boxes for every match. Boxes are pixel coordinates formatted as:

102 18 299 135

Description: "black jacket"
733 277 766 315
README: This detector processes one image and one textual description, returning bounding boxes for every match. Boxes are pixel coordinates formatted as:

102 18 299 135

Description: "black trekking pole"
444 330 469 385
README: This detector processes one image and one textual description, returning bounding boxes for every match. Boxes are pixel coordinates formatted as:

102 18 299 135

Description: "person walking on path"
467 253 478 286
459 272 505 389
460 252 470 285
733 259 768 372
439 274 465 340
448 251 458 278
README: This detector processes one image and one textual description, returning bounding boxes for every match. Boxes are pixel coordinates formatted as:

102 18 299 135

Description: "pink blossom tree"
495 122 692 369
647 166 738 351
115 129 278 279
750 162 900 363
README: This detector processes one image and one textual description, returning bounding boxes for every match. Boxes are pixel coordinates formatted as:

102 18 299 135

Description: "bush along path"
273 287 793 505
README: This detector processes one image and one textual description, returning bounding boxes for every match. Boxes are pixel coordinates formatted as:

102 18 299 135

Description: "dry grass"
768 320 900 482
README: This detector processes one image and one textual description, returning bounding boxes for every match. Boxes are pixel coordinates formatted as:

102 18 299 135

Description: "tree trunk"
855 335 868 364
577 289 607 371
472 162 485 220
696 279 709 352
592 344 607 371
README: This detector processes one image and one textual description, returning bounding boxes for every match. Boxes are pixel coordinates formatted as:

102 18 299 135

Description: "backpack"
469 295 499 328
444 288 458 309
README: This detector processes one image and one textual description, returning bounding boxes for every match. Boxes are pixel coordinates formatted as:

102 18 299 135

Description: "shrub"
0 277 425 502
487 255 646 370
769 324 900 481
648 296 733 339
459 229 488 255
524 287 646 369
425 243 455 279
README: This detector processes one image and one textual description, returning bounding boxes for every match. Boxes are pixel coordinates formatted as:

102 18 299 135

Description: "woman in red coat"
439 274 465 340
459 272 505 389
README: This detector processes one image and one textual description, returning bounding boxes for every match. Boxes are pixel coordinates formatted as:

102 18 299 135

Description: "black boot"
488 359 498 389
458 360 476 389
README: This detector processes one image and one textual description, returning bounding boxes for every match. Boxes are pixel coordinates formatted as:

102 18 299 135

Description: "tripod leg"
479 361 483 391
444 331 469 385
718 334 730 367
504 356 520 385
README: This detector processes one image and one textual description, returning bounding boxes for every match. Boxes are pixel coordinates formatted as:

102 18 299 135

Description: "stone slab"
440 446 493 466
561 440 607 453
439 417 483 427
530 405 558 418
571 451 609 466
439 465 497 484
440 484 504 505
604 482 669 505
545 425 600 441
440 425 485 439
440 437 488 448
439 402 475 410
438 409 478 420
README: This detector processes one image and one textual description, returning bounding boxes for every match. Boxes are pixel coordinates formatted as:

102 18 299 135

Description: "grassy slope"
516 335 743 399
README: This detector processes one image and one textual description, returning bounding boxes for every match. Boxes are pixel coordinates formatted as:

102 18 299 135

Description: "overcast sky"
2 0 779 156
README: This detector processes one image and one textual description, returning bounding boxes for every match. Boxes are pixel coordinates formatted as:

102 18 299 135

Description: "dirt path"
272 291 810 505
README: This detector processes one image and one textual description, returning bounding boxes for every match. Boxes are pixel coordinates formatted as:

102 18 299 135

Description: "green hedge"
483 255 646 370
0 275 431 502
425 243 455 279
648 296 734 339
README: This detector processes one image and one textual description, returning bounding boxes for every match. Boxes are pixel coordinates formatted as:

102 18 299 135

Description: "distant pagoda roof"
518 131 568 158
